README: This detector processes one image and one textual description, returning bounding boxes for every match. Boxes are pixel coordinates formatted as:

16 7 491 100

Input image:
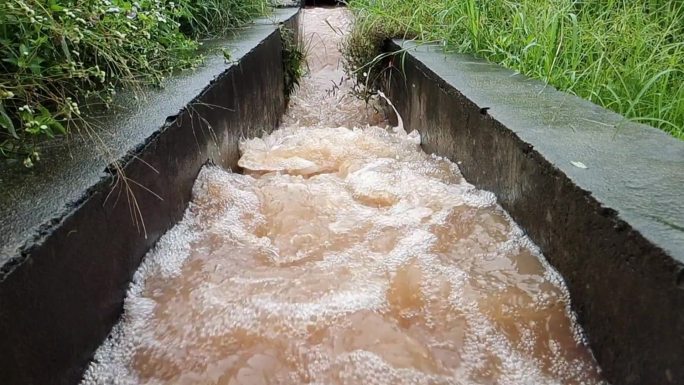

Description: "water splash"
81 7 606 385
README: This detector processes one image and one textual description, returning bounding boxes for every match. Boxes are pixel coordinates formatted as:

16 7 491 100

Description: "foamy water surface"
81 7 606 385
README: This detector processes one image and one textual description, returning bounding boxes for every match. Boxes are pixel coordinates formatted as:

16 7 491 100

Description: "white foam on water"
82 123 606 385
81 7 606 385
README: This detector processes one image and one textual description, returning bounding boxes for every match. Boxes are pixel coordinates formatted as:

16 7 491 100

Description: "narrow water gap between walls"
81 8 607 385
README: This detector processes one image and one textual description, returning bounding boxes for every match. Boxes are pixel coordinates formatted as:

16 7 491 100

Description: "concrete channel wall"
383 40 684 385
0 8 300 385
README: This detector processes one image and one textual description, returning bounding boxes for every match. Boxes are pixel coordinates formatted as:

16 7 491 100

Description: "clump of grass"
342 15 397 98
0 0 268 166
280 25 306 100
345 0 684 139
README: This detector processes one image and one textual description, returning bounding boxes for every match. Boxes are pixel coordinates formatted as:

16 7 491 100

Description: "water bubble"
81 8 605 385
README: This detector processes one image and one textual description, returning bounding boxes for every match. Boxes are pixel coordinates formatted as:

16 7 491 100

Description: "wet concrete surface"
384 39 684 385
0 8 299 385
392 41 684 262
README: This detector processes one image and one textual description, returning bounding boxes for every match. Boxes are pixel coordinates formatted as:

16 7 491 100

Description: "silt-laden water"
81 7 606 385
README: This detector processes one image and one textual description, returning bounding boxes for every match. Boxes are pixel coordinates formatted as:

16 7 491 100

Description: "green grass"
344 0 684 139
280 25 306 100
0 0 268 166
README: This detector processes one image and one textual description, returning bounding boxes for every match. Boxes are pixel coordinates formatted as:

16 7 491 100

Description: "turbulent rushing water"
82 7 605 385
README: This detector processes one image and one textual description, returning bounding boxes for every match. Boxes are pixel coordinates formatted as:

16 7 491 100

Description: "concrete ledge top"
0 8 300 275
393 39 684 262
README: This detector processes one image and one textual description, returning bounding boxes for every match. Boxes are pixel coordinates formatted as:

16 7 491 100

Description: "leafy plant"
0 0 267 165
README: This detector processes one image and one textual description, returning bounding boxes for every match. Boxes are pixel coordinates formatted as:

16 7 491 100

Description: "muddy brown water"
82 8 606 385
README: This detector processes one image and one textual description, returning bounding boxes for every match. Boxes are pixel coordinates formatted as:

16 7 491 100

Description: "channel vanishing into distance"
82 8 606 385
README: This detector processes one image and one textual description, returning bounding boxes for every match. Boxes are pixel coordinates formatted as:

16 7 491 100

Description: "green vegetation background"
345 0 684 139
0 0 268 166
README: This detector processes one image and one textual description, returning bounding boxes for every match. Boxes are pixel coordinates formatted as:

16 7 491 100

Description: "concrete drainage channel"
0 8 300 385
382 40 684 385
0 6 682 385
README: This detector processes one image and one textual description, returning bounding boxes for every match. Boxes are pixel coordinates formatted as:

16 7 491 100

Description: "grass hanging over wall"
0 0 268 166
344 0 684 139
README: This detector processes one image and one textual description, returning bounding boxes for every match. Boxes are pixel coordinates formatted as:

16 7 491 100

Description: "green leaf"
29 63 42 74
28 57 43 74
2 57 19 66
48 0 63 11
0 102 18 139
52 120 66 135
